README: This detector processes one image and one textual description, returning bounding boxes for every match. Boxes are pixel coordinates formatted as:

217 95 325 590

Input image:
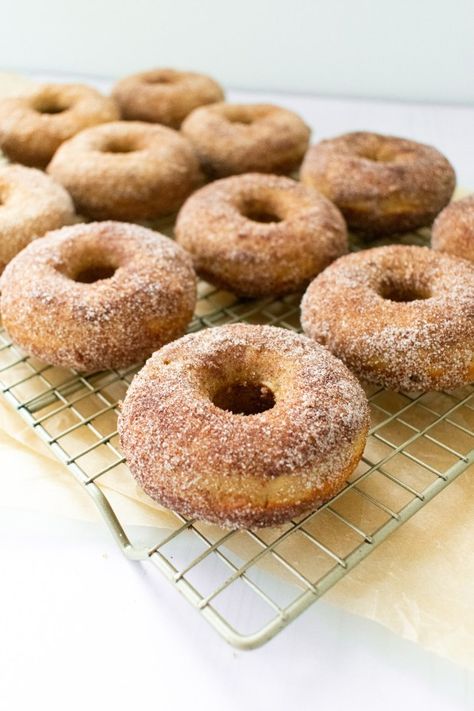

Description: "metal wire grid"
0 227 473 650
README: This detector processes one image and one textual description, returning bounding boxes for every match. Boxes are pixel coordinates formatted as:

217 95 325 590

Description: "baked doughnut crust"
112 68 224 127
118 324 369 528
181 103 310 177
301 245 474 391
175 173 348 296
432 194 474 263
0 83 119 168
0 164 76 273
0 221 196 372
47 121 203 220
301 132 455 237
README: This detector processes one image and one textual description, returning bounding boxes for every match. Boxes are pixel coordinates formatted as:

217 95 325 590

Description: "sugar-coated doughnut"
0 222 196 372
0 83 119 168
301 245 474 392
181 103 310 178
47 121 203 220
301 132 456 237
175 173 348 296
0 164 76 273
432 194 474 264
112 68 224 128
118 324 369 528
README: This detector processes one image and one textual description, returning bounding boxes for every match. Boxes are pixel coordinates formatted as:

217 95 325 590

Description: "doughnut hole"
73 264 117 283
143 71 178 85
33 95 70 115
355 139 419 165
101 137 138 154
145 77 173 85
212 381 275 416
227 115 254 126
379 277 432 303
356 146 394 163
222 106 269 127
57 246 119 284
239 197 284 224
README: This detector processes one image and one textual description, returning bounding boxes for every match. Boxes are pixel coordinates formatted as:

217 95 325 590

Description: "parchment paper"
0 73 473 669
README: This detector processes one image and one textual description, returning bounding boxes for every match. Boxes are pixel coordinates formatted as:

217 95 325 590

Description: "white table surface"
1 74 474 711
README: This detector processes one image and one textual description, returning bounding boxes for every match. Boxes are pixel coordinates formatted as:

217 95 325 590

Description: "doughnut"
0 83 119 168
432 194 474 263
300 132 456 237
47 121 203 220
118 323 369 528
301 245 474 392
181 103 310 178
112 68 224 128
0 164 76 273
175 173 348 297
0 221 196 372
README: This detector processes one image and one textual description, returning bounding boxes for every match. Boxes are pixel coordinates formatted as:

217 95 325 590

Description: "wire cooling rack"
0 224 473 650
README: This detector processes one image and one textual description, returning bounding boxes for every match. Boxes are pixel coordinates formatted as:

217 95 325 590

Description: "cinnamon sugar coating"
301 245 474 392
0 164 76 273
47 121 203 220
181 103 310 178
112 68 224 128
118 324 369 528
0 222 196 372
432 194 474 263
301 132 456 237
175 173 348 297
0 83 119 168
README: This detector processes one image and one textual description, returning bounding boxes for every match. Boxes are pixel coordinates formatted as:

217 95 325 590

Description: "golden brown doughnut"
0 83 119 168
431 194 474 263
0 221 196 372
118 323 369 528
47 121 203 220
175 173 348 296
0 164 76 273
301 132 456 237
112 68 224 128
301 245 474 392
181 102 310 178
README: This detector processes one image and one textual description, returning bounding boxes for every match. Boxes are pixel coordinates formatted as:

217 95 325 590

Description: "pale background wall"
1 0 473 104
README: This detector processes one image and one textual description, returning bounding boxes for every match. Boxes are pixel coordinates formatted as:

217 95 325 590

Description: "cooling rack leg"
81 480 150 560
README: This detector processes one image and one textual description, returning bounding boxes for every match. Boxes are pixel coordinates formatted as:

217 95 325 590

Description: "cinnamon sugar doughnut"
181 103 310 178
0 83 119 168
47 121 203 220
0 222 196 372
0 164 76 273
118 324 369 528
432 194 474 263
175 173 348 296
112 68 224 128
301 245 474 392
301 132 456 237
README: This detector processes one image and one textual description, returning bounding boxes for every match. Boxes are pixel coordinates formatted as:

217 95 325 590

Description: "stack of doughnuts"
0 66 472 529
